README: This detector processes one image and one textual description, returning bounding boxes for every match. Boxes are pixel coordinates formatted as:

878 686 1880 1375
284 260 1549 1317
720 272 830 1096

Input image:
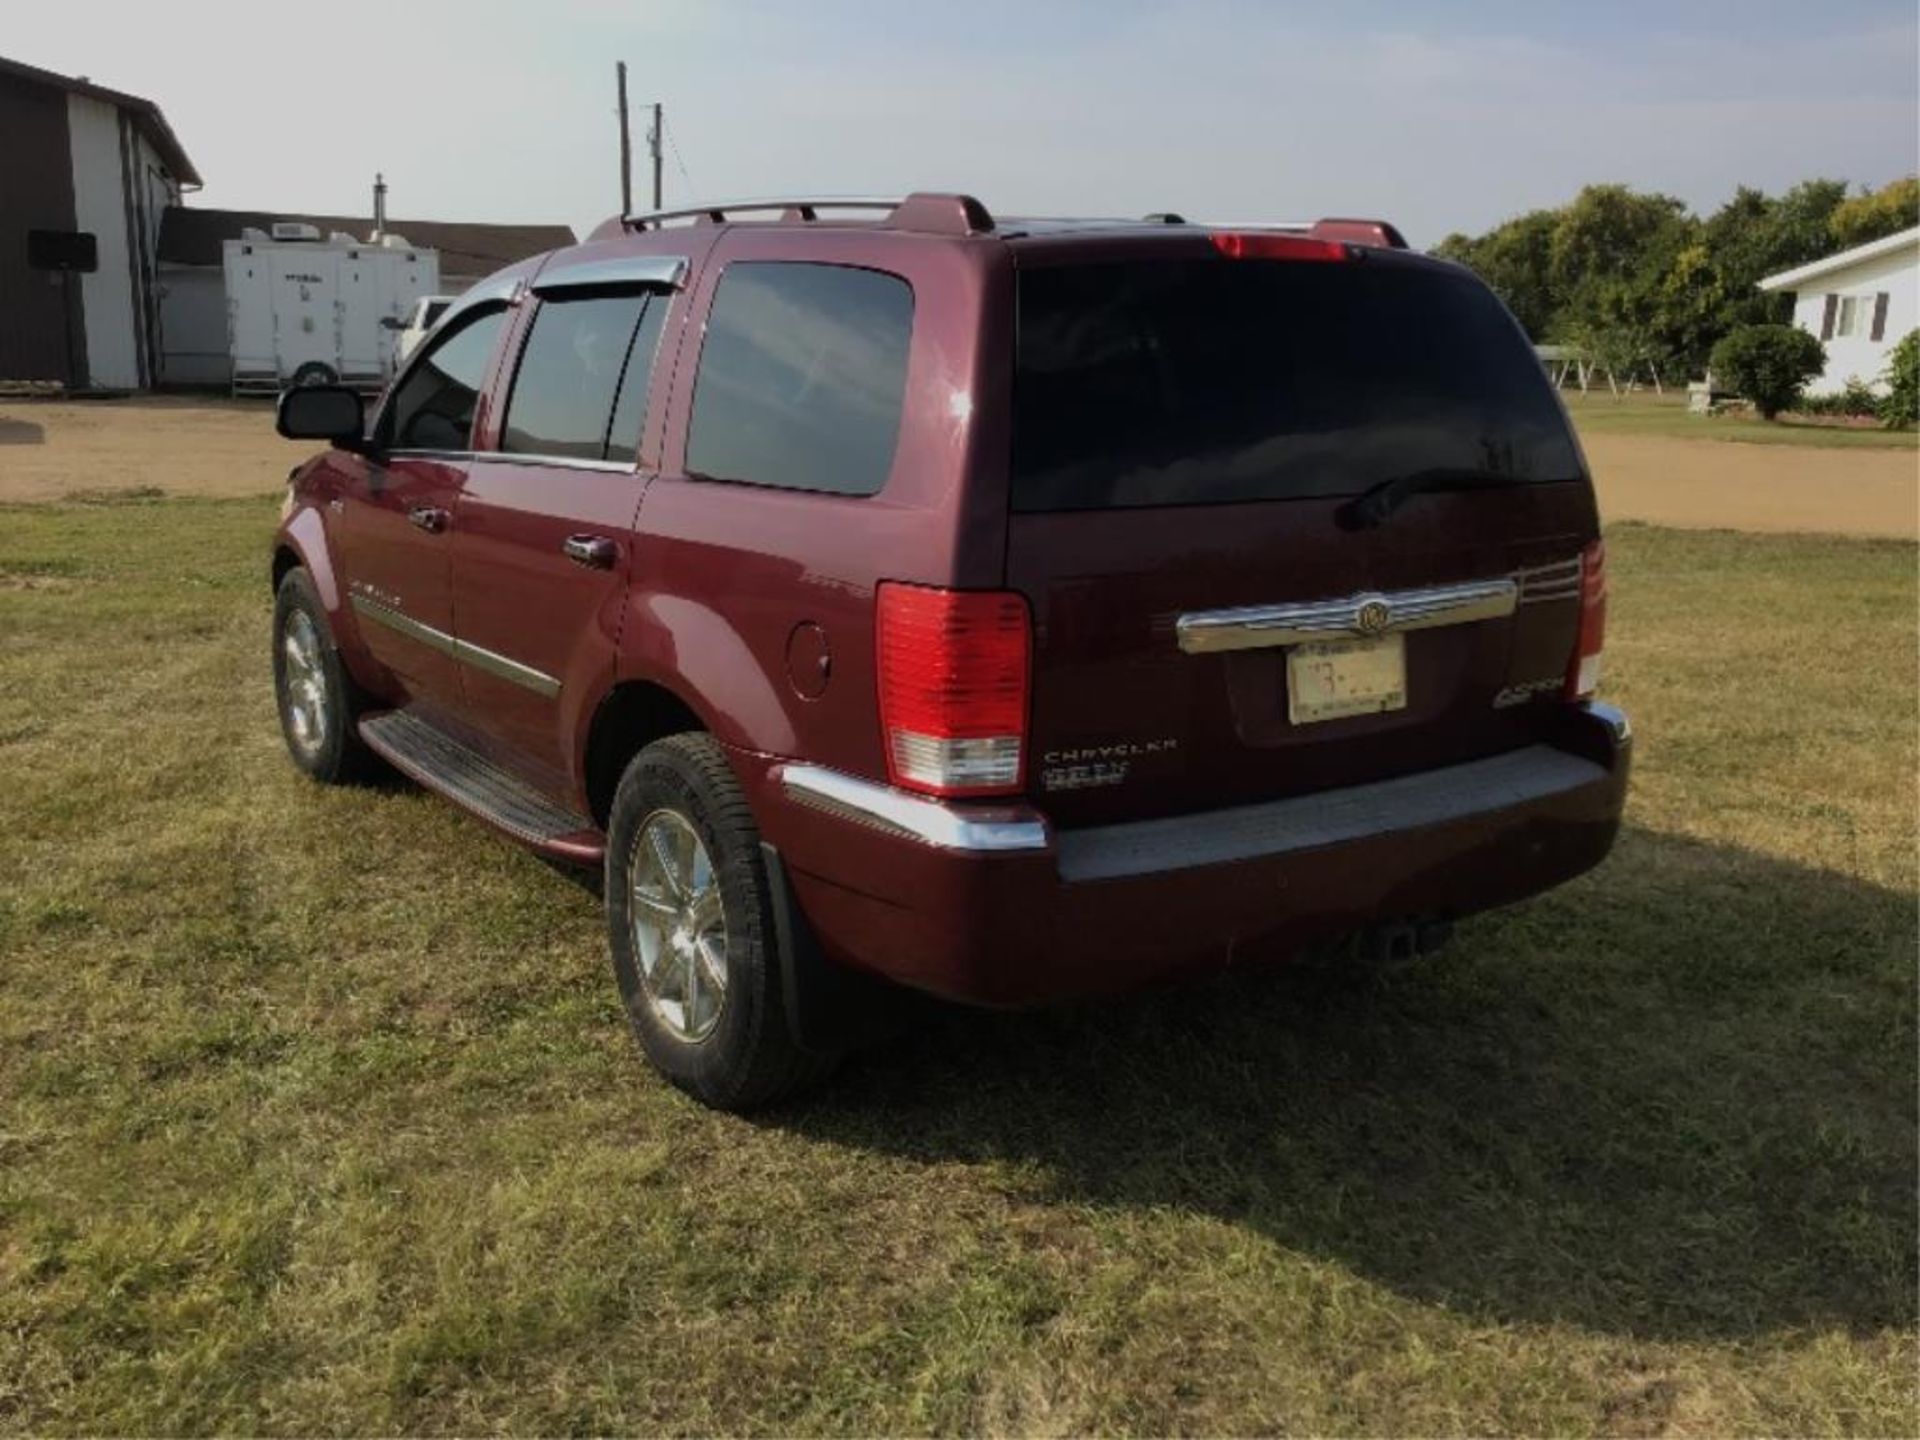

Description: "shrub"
1880 330 1918 429
1795 379 1881 418
1710 324 1826 419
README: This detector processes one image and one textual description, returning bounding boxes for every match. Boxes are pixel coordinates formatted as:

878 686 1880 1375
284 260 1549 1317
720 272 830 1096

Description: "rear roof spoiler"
1165 215 1409 250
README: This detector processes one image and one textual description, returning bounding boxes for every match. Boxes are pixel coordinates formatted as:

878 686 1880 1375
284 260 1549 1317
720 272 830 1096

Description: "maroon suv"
272 192 1630 1110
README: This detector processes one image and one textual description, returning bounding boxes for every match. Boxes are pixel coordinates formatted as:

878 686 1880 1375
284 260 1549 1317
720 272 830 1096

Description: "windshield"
1011 257 1583 512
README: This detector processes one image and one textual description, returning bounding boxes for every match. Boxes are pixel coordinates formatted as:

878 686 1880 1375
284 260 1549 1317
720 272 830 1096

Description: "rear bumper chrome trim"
776 763 1050 852
1056 742 1615 883
350 595 561 699
1175 577 1519 654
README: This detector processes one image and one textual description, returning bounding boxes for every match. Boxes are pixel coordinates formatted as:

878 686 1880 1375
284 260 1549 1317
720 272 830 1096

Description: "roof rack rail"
617 192 994 237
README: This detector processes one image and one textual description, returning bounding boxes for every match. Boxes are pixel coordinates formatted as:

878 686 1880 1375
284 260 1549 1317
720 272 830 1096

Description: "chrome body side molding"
350 595 561 699
776 763 1050 853
1176 578 1519 655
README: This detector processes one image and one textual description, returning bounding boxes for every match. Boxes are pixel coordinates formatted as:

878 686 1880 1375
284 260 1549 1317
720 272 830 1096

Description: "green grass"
1564 390 1919 448
1 496 1915 1435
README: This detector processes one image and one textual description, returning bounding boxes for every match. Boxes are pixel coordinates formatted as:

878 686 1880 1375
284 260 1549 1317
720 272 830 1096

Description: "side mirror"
277 385 367 451
379 315 405 330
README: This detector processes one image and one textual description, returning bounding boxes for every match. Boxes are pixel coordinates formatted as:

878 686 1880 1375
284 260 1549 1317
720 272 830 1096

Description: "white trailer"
224 223 440 394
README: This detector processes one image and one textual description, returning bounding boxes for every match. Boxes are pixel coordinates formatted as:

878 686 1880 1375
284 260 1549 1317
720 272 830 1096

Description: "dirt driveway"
2 396 1915 539
0 396 311 503
1581 433 1917 540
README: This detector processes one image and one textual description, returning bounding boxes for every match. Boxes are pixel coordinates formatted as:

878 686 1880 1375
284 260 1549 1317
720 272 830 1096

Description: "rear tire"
273 567 376 784
605 733 836 1110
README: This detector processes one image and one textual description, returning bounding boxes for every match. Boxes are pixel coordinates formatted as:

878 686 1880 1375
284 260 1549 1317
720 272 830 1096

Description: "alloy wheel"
629 809 729 1042
281 609 329 757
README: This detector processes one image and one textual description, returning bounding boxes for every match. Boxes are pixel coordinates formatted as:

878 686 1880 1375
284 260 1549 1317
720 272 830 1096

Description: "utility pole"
650 101 664 210
616 62 632 216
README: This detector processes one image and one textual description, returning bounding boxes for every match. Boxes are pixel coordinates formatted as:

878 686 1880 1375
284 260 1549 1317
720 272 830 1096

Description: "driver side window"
383 306 509 453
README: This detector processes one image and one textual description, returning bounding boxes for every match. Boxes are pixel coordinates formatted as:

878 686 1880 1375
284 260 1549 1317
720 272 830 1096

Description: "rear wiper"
1335 467 1530 531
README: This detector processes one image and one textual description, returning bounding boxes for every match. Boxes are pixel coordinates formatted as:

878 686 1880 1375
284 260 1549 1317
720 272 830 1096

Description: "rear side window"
501 292 651 461
1012 258 1583 511
685 262 913 496
386 305 509 452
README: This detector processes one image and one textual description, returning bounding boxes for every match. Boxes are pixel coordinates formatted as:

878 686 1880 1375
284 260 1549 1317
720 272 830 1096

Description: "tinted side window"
685 262 913 496
501 293 647 460
386 306 509 452
606 297 669 464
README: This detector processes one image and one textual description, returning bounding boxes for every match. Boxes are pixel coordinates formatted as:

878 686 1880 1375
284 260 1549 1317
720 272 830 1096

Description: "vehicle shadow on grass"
782 825 1918 1341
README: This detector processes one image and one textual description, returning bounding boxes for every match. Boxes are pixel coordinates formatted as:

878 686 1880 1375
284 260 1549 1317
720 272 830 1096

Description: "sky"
9 0 1918 246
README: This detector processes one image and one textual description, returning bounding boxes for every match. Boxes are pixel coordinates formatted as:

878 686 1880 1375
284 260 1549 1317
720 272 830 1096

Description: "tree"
1830 177 1920 248
1547 186 1698 377
1549 184 1691 296
1702 179 1849 332
1709 325 1826 419
1444 210 1560 339
1650 241 1729 377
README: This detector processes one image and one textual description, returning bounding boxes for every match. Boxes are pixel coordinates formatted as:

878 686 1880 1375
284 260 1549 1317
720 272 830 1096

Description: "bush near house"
1881 330 1919 428
1794 379 1882 419
1710 324 1826 420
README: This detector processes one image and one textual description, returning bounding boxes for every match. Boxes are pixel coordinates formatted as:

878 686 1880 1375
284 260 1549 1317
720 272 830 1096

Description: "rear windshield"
1011 257 1582 512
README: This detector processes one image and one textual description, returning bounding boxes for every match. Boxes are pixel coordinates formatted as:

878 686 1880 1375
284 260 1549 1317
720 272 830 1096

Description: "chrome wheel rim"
281 610 329 756
629 809 728 1043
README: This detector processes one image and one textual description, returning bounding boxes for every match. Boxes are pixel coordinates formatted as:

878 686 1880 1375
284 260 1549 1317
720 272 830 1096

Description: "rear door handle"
563 534 618 569
407 505 449 533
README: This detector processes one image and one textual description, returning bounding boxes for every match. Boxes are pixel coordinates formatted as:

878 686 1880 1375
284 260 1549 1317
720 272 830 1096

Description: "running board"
359 711 605 865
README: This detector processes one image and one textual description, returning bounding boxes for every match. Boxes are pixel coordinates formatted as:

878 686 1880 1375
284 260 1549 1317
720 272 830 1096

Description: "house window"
1837 296 1859 337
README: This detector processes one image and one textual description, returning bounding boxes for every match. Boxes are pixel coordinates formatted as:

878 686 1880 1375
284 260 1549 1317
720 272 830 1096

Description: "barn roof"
0 52 202 188
157 207 577 279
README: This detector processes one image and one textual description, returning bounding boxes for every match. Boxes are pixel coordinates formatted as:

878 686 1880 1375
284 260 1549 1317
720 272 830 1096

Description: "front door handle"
407 505 449 534
563 534 618 569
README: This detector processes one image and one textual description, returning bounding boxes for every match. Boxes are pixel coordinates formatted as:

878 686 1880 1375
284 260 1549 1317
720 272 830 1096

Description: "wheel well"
271 545 301 592
584 682 705 827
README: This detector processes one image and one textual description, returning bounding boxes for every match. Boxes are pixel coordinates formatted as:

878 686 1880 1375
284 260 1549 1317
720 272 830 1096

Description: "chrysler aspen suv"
271 193 1630 1110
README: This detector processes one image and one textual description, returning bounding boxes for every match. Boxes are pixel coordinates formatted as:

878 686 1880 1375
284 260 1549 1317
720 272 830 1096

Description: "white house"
1758 226 1918 395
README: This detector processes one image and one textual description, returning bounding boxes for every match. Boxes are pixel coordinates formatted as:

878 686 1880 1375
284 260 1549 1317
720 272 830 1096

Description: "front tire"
605 733 834 1110
273 567 375 784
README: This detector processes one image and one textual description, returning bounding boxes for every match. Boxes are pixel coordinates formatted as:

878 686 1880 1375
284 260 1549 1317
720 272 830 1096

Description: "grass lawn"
1565 390 1919 449
1 496 1914 1435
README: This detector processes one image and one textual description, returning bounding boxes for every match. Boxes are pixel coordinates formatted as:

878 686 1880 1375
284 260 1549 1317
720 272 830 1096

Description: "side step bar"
359 711 605 865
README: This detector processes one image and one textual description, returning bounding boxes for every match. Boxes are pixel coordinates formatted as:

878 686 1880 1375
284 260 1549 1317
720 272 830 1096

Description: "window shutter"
1820 293 1838 340
1870 291 1890 342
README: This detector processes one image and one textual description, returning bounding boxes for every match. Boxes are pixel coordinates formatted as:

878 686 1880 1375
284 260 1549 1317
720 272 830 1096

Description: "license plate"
1287 634 1407 724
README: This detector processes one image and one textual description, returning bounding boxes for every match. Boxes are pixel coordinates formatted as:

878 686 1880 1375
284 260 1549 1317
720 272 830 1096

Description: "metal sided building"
0 53 202 390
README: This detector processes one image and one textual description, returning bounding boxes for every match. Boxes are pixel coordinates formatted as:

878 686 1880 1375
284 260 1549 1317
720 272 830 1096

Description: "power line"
662 111 695 199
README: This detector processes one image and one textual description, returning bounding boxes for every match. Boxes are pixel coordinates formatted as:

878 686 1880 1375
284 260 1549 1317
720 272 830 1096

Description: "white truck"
224 223 440 394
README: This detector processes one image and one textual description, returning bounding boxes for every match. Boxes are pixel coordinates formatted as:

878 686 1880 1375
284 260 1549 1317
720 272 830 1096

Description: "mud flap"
761 841 924 1055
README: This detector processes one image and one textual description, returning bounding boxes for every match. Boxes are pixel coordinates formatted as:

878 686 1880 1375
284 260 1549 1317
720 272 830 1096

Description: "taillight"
876 583 1031 797
1210 232 1350 263
1565 539 1608 700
